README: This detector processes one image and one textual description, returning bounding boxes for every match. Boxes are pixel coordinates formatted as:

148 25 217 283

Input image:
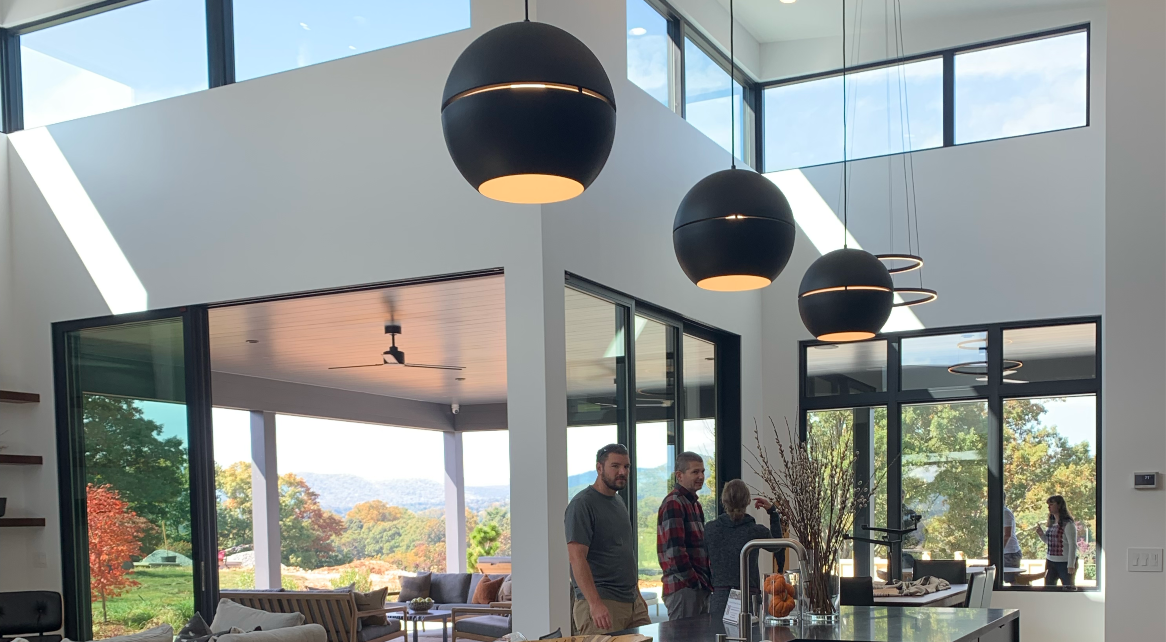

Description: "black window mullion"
887 338 903 581
674 325 685 455
673 17 686 117
183 305 220 617
624 301 638 525
853 407 873 577
986 326 1004 589
1 28 22 133
206 0 235 87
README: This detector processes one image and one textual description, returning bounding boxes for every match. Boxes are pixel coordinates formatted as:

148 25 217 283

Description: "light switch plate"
1128 548 1164 572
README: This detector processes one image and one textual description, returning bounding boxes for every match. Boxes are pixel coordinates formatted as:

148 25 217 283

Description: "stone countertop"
619 607 1019 642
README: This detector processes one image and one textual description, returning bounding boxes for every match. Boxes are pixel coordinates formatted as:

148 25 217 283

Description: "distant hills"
297 472 511 516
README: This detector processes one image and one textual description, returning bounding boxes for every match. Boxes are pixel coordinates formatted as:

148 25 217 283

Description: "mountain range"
297 472 511 516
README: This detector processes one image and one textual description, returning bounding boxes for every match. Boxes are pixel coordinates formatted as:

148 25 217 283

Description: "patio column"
251 410 281 589
444 430 468 573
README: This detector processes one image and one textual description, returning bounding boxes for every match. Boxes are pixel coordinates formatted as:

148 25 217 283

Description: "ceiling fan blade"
328 363 385 370
403 363 466 371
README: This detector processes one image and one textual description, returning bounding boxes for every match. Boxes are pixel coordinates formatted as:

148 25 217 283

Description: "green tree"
84 395 188 552
467 523 501 569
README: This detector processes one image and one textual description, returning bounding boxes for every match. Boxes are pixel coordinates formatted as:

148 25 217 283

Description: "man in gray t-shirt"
565 444 649 634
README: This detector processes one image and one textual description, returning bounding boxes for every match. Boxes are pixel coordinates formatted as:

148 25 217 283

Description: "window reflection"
901 332 988 391
1002 323 1096 384
682 335 716 521
955 32 1088 144
684 38 746 165
634 317 675 583
806 341 887 396
627 0 670 107
21 0 208 128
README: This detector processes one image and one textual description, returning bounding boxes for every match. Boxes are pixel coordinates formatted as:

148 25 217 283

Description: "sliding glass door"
55 308 214 640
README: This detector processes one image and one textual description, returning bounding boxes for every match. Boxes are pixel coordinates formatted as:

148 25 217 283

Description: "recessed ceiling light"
628 27 647 36
245 339 259 344
812 344 840 350
780 0 796 4
455 377 466 381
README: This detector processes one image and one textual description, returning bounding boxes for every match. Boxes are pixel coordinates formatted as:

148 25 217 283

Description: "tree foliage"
84 396 188 552
88 484 149 622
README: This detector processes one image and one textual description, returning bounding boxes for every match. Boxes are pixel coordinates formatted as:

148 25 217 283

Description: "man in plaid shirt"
656 451 712 620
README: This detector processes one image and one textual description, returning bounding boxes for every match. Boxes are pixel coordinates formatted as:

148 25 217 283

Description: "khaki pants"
572 594 651 634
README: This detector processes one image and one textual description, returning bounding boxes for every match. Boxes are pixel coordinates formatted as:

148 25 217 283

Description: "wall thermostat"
1134 472 1159 489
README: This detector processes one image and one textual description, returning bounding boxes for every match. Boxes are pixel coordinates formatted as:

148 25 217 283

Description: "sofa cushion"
212 599 305 633
177 613 213 642
497 577 512 602
355 621 400 642
354 588 389 626
428 575 471 605
471 577 504 605
398 575 431 603
93 624 175 642
455 616 511 639
216 623 327 642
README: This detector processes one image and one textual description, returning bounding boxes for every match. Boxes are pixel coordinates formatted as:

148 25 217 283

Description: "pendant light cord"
730 0 736 170
841 0 848 248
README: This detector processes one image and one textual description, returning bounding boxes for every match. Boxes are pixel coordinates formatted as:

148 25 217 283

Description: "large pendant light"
798 0 893 341
673 0 795 291
441 2 616 204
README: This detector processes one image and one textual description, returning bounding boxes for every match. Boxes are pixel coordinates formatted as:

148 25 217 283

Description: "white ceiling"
722 0 1098 44
209 275 508 405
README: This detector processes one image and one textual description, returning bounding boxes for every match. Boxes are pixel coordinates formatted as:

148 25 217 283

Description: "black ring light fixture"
893 287 938 307
948 359 1023 376
876 253 924 274
441 4 616 205
799 248 895 342
673 0 796 291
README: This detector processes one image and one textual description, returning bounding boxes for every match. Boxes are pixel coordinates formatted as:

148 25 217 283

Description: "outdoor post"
444 430 468 573
251 410 281 589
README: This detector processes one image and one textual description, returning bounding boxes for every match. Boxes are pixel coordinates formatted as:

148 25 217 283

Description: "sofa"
389 573 509 612
220 593 405 642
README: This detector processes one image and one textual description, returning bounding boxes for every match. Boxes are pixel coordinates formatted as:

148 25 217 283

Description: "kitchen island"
618 607 1018 642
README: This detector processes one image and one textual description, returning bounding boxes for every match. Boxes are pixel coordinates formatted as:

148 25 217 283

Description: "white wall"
0 0 765 636
1103 0 1166 640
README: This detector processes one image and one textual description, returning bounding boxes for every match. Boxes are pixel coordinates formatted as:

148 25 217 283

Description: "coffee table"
389 609 453 642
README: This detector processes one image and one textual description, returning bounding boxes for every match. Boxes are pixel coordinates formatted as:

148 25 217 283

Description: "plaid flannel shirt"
656 485 712 596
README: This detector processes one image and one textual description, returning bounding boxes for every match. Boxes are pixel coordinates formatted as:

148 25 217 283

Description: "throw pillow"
428 573 472 604
177 613 214 642
216 624 327 642
471 575 505 604
354 587 390 626
210 598 305 633
497 576 513 602
398 573 431 602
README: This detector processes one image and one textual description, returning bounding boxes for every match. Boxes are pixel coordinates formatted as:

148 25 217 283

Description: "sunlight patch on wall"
766 169 923 333
11 127 147 314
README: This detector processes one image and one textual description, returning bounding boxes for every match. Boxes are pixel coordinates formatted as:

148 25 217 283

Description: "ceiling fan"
329 324 465 371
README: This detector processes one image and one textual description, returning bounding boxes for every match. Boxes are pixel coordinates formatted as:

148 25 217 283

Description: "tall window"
800 318 1100 591
626 0 670 107
762 59 942 172
565 278 737 595
955 31 1088 144
21 0 208 128
233 0 471 82
684 37 746 165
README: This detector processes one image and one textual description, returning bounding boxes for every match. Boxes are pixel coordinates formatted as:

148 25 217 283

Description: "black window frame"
565 272 742 560
759 23 1091 172
799 315 1102 593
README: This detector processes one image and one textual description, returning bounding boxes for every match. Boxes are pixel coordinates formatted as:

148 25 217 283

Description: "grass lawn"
93 567 194 639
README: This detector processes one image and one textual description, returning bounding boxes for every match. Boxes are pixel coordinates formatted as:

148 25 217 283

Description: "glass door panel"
565 288 628 501
682 334 717 520
62 316 196 639
633 316 675 589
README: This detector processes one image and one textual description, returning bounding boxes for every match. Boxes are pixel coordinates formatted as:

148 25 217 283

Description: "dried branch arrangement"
747 416 879 618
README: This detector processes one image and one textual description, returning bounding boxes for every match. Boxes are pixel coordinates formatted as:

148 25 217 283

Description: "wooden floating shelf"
0 518 46 528
0 390 40 404
0 454 43 465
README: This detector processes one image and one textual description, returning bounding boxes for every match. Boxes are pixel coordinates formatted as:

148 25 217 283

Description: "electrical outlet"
1127 548 1164 572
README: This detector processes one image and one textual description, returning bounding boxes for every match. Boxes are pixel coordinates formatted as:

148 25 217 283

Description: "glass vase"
762 570 800 629
801 548 841 623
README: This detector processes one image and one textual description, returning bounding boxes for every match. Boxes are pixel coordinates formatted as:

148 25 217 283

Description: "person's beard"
602 470 627 491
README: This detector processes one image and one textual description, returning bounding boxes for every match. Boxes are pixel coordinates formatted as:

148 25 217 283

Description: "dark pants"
710 588 732 622
1003 552 1022 582
1045 560 1075 586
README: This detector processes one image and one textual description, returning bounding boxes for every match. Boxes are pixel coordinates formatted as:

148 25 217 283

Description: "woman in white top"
1034 495 1077 586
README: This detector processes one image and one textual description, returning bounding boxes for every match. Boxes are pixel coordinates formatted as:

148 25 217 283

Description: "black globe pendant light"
673 0 795 291
797 0 893 341
441 2 616 204
799 248 893 341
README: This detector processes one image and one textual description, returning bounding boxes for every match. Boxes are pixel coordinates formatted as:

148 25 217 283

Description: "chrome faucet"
732 538 809 640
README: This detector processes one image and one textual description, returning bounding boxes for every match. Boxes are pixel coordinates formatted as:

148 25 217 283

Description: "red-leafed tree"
87 484 148 622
